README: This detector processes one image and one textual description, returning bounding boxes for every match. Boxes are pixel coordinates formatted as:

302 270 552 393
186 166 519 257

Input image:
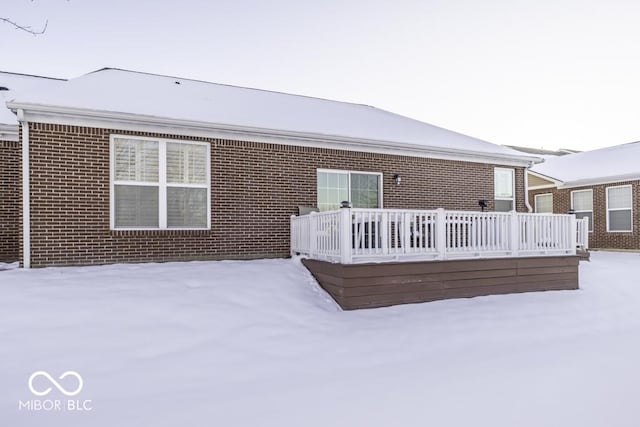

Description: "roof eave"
558 173 640 189
7 101 538 166
0 123 18 141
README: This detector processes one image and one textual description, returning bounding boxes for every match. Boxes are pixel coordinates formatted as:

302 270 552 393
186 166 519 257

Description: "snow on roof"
9 68 536 162
505 145 579 157
0 71 65 127
531 141 640 186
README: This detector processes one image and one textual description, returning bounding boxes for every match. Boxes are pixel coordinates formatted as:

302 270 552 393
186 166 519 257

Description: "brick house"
4 68 543 268
528 142 640 250
0 71 65 262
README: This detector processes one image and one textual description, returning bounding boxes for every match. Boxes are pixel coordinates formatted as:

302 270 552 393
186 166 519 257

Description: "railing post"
380 211 389 255
510 211 519 257
436 208 446 260
583 217 589 250
569 214 577 255
340 208 352 264
309 211 317 259
400 212 409 254
290 215 296 257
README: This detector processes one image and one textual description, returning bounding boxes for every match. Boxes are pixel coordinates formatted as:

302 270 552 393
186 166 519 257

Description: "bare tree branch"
0 16 48 35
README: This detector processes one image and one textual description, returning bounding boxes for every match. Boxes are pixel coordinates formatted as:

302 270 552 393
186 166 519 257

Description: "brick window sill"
110 229 211 237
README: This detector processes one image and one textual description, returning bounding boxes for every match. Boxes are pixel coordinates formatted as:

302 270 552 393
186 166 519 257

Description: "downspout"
524 163 533 213
18 109 30 268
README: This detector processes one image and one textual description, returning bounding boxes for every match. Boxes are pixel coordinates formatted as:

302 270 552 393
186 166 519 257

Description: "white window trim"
494 167 515 211
571 189 593 232
606 184 633 233
534 193 553 213
109 134 211 230
317 169 383 209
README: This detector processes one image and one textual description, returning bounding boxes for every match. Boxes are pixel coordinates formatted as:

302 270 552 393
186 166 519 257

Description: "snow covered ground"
1 251 640 427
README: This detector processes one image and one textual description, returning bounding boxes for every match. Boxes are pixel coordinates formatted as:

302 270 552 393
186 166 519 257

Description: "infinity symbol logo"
28 371 84 397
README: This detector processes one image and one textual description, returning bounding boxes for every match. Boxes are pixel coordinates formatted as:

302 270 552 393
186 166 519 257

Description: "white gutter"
0 124 19 141
7 102 542 167
557 173 640 189
17 109 30 268
524 168 533 212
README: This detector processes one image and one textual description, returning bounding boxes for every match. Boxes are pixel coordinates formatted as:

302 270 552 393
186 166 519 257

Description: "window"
535 193 553 213
110 136 210 229
607 185 632 232
494 168 515 211
571 189 593 232
317 169 382 211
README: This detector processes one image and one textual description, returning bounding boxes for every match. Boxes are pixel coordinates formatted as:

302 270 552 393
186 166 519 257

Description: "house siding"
528 173 555 187
0 139 21 262
23 122 527 267
529 180 640 249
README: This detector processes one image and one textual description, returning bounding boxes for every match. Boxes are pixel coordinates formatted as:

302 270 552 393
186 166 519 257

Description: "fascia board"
9 102 538 167
0 124 18 141
559 174 640 189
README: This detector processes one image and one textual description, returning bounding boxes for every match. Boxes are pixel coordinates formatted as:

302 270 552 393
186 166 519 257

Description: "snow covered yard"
1 252 640 427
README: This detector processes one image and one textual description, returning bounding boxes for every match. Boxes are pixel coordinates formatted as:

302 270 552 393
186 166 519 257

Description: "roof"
6 68 539 165
531 141 640 187
0 71 65 127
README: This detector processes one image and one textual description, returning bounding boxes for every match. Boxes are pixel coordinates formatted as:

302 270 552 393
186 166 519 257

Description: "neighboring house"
0 71 65 262
529 142 640 250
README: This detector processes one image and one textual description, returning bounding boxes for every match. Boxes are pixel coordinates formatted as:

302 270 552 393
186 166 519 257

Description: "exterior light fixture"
340 200 352 208
478 199 487 212
393 174 401 185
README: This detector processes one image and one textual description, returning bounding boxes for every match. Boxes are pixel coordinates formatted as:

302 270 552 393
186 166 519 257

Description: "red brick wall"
24 122 527 267
529 181 640 249
0 139 20 262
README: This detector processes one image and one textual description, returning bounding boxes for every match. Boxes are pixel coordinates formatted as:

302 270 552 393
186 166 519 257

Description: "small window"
607 185 632 232
111 136 210 229
535 193 553 213
317 170 382 211
571 189 593 232
494 168 515 211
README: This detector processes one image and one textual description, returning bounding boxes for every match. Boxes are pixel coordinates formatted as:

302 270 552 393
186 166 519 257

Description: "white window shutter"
114 138 159 182
167 143 207 184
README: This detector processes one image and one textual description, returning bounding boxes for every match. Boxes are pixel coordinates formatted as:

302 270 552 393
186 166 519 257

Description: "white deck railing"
576 216 589 251
291 208 589 264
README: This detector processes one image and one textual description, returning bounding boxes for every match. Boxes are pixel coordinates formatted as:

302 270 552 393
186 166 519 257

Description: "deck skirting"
302 256 579 310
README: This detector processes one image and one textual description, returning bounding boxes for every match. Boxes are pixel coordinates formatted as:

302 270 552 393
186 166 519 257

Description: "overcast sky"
3 0 640 151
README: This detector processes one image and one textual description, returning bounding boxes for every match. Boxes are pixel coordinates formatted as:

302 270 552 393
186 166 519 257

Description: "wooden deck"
303 255 579 310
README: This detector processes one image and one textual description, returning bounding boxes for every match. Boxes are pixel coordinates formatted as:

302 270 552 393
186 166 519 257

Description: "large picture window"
494 168 515 212
571 189 593 232
110 136 210 229
607 185 632 232
317 169 382 211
